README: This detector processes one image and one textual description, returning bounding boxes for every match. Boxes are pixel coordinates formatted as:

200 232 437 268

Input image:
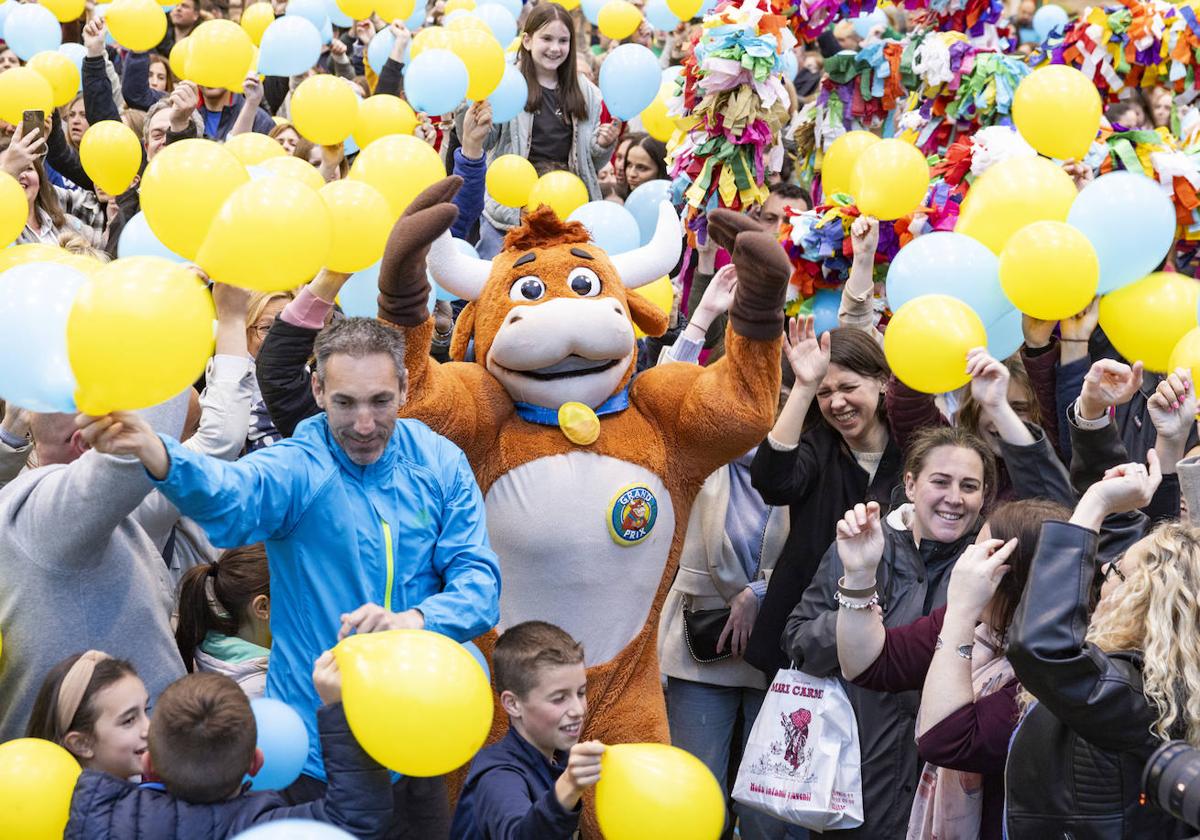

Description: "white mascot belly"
484 451 676 667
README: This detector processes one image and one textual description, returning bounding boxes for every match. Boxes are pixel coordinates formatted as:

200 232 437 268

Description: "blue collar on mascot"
513 386 631 426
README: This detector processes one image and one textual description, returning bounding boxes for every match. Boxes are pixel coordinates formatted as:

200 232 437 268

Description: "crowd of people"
2 0 1200 839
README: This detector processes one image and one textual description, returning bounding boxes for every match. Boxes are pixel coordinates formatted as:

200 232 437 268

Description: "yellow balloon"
411 25 453 58
822 131 879 198
595 744 725 840
68 258 216 414
1169 327 1200 388
187 19 254 89
666 0 702 17
319 179 392 273
0 739 81 839
598 0 643 39
106 0 169 52
884 294 987 393
999 220 1098 320
849 138 929 220
0 67 53 126
79 120 142 196
1013 65 1101 162
640 85 676 143
0 173 26 247
42 0 86 22
240 1 275 45
224 131 287 165
632 274 674 338
291 75 360 145
444 0 474 12
337 0 374 18
354 94 418 148
550 0 581 8
375 0 416 22
450 28 505 101
446 13 489 32
348 133 446 218
169 37 191 80
527 170 589 219
336 629 493 776
256 154 327 191
27 52 80 107
197 176 332 291
1099 272 1200 372
955 156 1077 254
0 244 70 273
485 154 537 207
140 138 249 260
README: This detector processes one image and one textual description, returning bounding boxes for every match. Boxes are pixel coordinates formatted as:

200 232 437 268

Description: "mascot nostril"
377 178 790 837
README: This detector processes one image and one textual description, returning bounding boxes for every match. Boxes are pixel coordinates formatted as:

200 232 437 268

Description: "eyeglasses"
251 324 273 338
1102 559 1127 584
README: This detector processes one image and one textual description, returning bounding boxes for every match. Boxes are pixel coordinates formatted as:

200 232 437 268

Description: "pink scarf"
906 625 1015 840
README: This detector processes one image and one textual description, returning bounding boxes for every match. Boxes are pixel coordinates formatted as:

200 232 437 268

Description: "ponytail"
174 544 270 671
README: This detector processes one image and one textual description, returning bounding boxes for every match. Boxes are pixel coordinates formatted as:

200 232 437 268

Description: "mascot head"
426 203 682 409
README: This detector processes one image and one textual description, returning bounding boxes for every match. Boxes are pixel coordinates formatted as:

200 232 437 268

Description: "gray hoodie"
0 396 190 740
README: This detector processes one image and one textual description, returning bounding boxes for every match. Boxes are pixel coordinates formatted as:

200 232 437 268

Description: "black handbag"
682 604 733 664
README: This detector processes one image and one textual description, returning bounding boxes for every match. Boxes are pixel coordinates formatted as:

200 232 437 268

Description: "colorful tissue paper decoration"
666 0 795 228
784 0 1004 44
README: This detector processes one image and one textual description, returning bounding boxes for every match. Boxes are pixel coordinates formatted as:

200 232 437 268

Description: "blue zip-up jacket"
152 413 501 781
450 727 581 840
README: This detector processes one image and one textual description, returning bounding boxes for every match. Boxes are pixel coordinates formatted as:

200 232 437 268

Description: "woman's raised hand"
784 315 831 390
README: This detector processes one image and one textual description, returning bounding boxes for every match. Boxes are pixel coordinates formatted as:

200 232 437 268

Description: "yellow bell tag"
558 401 600 446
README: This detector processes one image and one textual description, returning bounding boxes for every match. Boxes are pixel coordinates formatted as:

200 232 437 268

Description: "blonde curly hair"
1087 523 1200 744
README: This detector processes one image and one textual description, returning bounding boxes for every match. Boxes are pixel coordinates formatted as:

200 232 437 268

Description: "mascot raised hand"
377 176 788 792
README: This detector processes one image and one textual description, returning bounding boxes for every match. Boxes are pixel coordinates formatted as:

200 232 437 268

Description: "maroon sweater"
852 606 1019 840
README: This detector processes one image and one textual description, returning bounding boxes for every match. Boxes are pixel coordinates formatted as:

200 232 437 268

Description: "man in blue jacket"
79 317 502 839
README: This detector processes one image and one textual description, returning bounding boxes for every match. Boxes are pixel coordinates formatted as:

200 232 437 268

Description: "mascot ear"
627 290 669 338
449 302 477 361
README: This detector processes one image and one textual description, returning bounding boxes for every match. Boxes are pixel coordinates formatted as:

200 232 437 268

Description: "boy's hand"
313 650 342 705
554 741 605 811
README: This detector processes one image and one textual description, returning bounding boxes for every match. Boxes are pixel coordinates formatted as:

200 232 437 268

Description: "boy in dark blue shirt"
451 622 606 840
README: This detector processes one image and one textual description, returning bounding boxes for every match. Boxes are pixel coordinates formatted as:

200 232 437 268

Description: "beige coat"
658 464 789 689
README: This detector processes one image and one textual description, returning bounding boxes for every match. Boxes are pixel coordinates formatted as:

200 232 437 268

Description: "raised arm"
451 101 492 239
81 21 121 124
46 111 93 191
120 50 165 112
835 502 887 680
839 216 877 332
228 76 265 138
1068 359 1143 493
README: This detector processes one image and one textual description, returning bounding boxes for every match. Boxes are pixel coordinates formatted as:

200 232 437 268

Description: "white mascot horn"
611 202 684 289
427 232 492 302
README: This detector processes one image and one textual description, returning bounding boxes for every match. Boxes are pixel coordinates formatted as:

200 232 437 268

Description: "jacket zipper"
380 519 395 612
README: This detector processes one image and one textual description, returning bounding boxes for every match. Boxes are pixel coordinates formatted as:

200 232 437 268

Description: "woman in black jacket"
1007 444 1200 839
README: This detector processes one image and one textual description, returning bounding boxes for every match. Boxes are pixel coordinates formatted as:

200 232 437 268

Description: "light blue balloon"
59 41 87 73
474 3 516 46
852 8 887 38
1033 4 1068 40
568 200 640 254
5 3 62 61
258 16 323 77
463 641 490 680
404 0 425 30
599 44 660 120
366 26 395 75
812 288 841 336
405 48 467 116
699 0 719 16
1067 171 1176 295
644 0 679 31
478 0 520 20
581 0 605 24
0 262 87 412
118 211 187 262
247 698 309 791
340 261 381 317
625 179 672 246
486 63 527 124
886 232 1008 325
286 0 328 31
0 4 14 40
325 0 352 28
985 308 1024 360
320 15 333 44
233 820 355 840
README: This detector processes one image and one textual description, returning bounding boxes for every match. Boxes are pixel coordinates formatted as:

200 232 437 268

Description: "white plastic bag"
732 668 864 831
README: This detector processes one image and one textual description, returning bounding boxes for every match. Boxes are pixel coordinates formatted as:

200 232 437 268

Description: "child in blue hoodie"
451 621 607 840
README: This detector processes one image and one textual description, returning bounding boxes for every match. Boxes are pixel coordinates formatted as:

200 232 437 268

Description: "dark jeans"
283 772 450 840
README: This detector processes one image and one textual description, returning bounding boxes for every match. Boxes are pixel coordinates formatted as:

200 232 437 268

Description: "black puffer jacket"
64 703 392 840
1006 522 1192 840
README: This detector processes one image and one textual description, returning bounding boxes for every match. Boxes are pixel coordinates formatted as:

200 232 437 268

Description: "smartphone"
21 109 44 153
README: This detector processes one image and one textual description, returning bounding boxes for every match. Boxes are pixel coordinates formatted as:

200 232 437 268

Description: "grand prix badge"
608 483 658 546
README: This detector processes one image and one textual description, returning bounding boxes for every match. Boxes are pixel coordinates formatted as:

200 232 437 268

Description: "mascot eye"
568 267 601 297
510 276 545 302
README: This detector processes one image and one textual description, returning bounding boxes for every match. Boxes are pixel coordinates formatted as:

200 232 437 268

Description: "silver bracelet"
935 636 973 660
835 591 879 610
